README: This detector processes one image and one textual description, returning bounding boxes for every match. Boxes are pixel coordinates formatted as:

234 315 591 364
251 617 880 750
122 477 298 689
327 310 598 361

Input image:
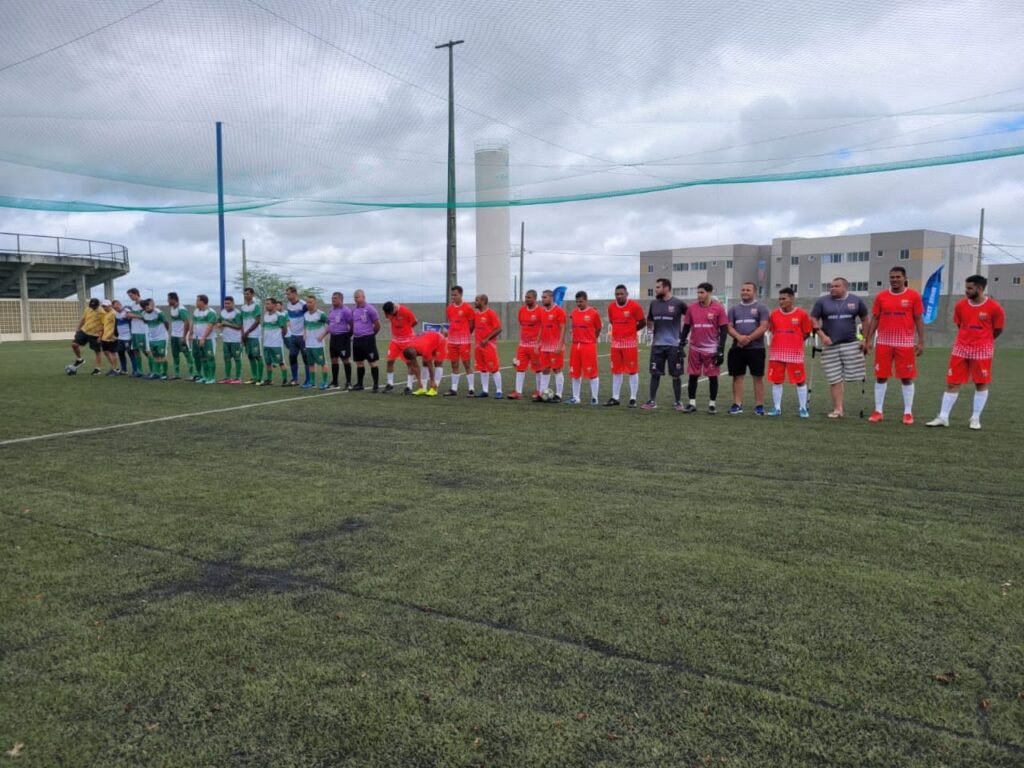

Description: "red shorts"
540 350 564 371
767 360 806 385
474 343 500 373
874 344 917 379
387 340 413 362
946 355 992 386
514 345 542 373
447 341 471 364
688 349 720 377
569 342 599 379
610 345 639 375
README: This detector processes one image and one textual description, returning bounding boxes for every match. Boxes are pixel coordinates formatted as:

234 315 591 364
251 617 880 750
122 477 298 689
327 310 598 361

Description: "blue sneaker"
590 398 599 406
728 404 743 415
493 392 504 400
754 405 766 416
319 382 329 390
766 407 782 417
799 407 810 419
475 391 489 398
301 382 313 389
563 397 579 405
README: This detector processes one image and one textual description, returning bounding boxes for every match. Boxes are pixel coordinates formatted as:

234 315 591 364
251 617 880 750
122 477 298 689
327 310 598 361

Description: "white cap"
100 299 112 307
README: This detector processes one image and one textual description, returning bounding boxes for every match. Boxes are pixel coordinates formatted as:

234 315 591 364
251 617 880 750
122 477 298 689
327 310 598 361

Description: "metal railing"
0 232 129 268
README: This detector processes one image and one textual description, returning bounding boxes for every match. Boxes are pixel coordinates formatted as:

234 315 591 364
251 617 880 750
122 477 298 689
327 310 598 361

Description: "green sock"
281 370 288 383
321 371 329 385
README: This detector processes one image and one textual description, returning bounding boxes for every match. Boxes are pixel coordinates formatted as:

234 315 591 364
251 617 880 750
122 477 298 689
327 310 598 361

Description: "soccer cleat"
254 381 263 387
465 389 476 398
926 416 949 428
425 388 438 397
243 379 255 385
766 407 782 417
673 402 684 412
73 358 84 367
754 405 766 416
902 413 914 426
681 404 697 414
91 368 102 376
403 386 413 395
551 395 561 403
799 407 810 419
639 400 656 410
204 378 216 385
351 384 364 391
105 369 119 377
412 387 427 396
370 386 380 393
159 375 168 381
867 411 884 423
475 391 489 398
383 384 394 393
590 397 599 406
562 397 579 405
327 384 339 390
169 375 180 381
969 417 982 430
442 389 458 397
628 399 637 408
604 398 620 407
493 392 504 399
531 391 542 402
319 382 329 390
301 381 313 389
728 404 743 415
507 391 522 400
707 404 717 415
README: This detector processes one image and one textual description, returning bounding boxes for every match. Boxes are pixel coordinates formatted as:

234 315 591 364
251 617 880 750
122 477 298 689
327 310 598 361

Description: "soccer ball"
65 364 78 375
540 388 555 402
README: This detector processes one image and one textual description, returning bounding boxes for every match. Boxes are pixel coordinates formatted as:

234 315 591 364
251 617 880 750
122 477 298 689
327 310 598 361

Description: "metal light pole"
436 39 464 303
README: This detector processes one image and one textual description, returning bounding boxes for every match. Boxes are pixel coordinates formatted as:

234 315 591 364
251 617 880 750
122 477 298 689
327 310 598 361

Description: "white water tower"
474 141 511 300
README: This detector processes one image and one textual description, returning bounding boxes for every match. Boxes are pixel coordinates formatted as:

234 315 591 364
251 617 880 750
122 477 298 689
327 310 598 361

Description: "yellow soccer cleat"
412 387 428 396
425 388 438 397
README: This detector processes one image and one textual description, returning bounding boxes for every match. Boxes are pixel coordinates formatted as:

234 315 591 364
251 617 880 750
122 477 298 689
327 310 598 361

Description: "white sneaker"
969 417 981 430
925 416 948 428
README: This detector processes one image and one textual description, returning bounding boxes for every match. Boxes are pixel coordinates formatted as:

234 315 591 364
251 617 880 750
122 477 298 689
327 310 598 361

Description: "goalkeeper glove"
714 350 724 367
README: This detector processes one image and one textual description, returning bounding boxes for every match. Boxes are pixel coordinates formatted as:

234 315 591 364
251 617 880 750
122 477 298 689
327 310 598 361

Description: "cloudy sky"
1 0 1023 303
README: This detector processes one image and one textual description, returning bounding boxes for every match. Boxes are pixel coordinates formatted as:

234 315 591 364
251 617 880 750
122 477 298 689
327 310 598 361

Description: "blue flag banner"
422 322 449 333
551 285 568 306
922 265 943 325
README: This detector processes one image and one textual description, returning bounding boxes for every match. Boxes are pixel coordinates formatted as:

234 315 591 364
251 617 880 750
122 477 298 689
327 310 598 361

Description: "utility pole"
215 121 227 305
518 221 525 301
241 238 247 289
975 207 985 274
435 39 464 304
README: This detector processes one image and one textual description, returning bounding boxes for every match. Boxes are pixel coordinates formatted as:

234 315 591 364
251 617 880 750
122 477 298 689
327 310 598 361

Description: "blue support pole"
216 121 226 305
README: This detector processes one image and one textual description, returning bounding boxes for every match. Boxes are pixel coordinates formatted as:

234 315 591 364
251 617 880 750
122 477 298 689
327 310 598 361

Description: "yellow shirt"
101 309 117 341
81 307 105 336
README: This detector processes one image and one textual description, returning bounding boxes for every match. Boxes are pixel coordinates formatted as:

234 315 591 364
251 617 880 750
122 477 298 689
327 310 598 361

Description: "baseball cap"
100 299 112 307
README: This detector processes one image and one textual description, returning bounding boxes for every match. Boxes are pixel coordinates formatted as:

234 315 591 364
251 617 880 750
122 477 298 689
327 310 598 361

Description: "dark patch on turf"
296 517 369 544
423 468 484 489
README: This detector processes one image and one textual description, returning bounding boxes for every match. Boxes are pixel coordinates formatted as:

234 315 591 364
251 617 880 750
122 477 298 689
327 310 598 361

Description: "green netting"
1 0 1023 216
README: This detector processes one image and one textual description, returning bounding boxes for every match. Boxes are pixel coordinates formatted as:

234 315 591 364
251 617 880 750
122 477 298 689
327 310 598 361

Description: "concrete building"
987 263 1024 302
641 229 979 301
474 142 511 301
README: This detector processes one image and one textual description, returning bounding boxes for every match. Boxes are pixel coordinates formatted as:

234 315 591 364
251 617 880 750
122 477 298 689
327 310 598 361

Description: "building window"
789 283 799 293
876 280 883 287
775 257 782 262
694 261 708 270
790 256 799 265
852 281 869 291
808 255 816 261
726 260 733 268
647 264 654 273
672 263 684 272
1014 276 1022 286
899 249 910 260
647 288 654 297
823 253 843 264
847 251 869 262
711 261 718 267
877 250 884 258
821 282 830 292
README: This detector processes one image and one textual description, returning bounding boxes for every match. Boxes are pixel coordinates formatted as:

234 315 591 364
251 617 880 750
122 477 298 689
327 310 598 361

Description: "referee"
810 277 869 418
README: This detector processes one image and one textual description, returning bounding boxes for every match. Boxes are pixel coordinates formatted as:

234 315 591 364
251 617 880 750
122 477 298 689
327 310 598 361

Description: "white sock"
901 383 915 415
492 372 502 394
611 373 622 399
629 373 639 400
972 390 989 419
938 392 957 419
407 375 415 389
874 381 887 412
797 384 808 410
468 372 476 391
515 371 525 394
451 372 461 392
387 371 395 386
479 372 489 393
538 372 550 392
688 398 696 406
773 384 783 410
589 377 600 400
555 372 565 396
572 378 581 400
434 367 444 387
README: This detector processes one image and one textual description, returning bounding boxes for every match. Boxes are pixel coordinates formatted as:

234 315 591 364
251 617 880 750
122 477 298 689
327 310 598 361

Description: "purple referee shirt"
351 303 380 338
328 305 354 335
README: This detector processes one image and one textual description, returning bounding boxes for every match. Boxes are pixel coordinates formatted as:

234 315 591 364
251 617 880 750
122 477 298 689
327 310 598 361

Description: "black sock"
672 377 682 402
688 375 699 400
331 362 339 386
371 367 379 387
357 366 365 386
343 362 351 385
649 375 660 400
709 376 719 401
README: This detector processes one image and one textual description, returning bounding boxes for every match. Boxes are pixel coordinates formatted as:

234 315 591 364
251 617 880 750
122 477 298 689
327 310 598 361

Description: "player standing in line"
510 289 543 400
191 294 219 384
382 300 418 393
472 294 504 398
927 275 1005 430
302 295 330 390
810 277 869 419
641 278 686 410
766 287 813 417
605 284 645 407
351 290 382 392
284 286 310 387
861 266 925 424
126 287 151 377
537 289 567 402
98 299 120 375
219 296 244 384
240 287 263 385
402 330 446 396
327 291 354 390
258 297 288 386
167 292 195 380
726 281 770 415
566 290 602 405
113 300 133 376
444 285 476 396
680 282 729 414
141 298 170 380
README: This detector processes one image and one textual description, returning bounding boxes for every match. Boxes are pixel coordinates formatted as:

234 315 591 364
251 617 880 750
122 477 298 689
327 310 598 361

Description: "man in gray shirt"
810 277 869 418
726 281 770 415
640 277 686 410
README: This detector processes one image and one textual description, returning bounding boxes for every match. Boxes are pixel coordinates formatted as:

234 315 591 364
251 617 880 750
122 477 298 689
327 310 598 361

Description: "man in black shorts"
726 281 770 415
327 291 354 389
350 289 382 392
640 278 686 410
70 297 105 374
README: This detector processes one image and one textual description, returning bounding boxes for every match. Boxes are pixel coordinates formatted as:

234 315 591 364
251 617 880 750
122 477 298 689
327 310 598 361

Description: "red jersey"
871 288 923 347
411 330 445 358
952 297 1004 359
474 308 501 344
571 306 602 345
388 304 417 344
446 302 475 344
768 307 812 363
539 305 567 352
607 299 644 349
518 304 543 345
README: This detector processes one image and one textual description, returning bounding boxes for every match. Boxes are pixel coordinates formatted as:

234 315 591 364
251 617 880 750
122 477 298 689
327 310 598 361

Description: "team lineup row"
68 267 1005 428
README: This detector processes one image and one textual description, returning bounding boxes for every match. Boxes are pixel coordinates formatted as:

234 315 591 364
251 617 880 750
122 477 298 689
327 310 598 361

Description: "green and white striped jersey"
143 309 168 342
304 310 328 349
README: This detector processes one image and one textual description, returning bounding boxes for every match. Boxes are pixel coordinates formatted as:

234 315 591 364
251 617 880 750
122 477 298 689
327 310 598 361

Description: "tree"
232 268 324 303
